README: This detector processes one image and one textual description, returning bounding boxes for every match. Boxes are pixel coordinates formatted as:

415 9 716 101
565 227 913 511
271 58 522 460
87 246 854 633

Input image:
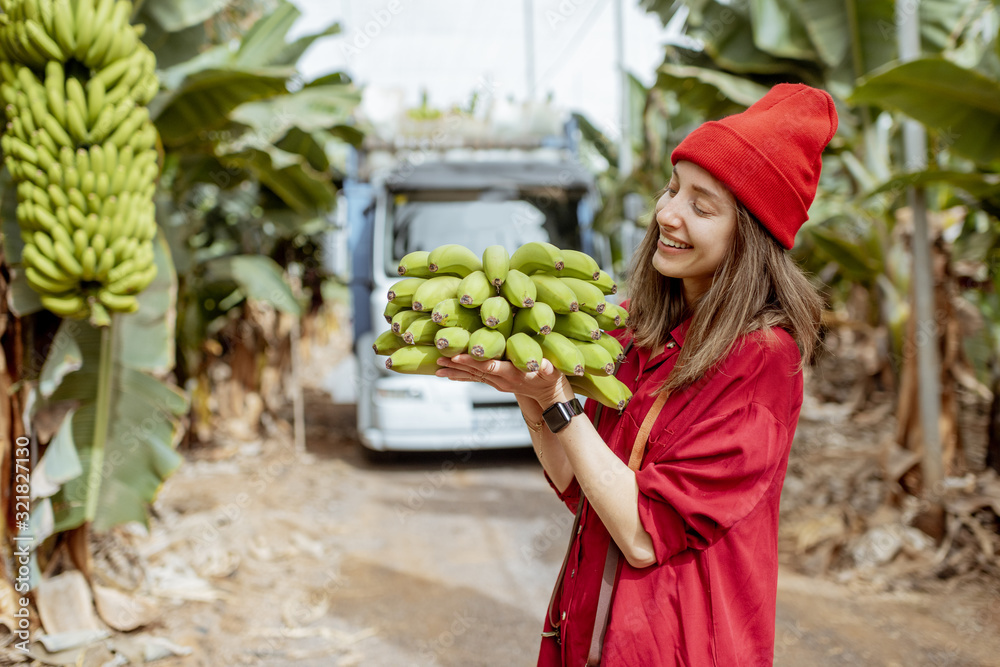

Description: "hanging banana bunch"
0 0 160 324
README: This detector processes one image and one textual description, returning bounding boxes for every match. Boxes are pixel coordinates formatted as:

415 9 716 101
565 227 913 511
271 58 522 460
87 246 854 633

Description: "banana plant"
144 0 363 390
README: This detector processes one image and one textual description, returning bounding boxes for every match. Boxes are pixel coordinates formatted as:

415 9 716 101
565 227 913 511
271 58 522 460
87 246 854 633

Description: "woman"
436 83 837 666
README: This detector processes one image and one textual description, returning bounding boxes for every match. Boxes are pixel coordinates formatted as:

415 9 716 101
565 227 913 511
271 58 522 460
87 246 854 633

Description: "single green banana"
84 0 115 66
386 345 446 375
23 244 73 283
434 327 471 357
594 332 626 362
90 232 107 257
500 268 536 308
559 276 608 316
74 0 95 62
73 228 90 258
427 243 483 278
457 270 493 307
594 308 622 330
480 295 512 329
40 292 87 317
65 81 89 142
80 171 96 198
52 0 76 54
386 277 426 307
402 317 441 345
430 297 482 330
571 340 616 375
505 332 544 373
31 231 56 260
95 247 115 281
24 20 63 61
44 60 66 126
512 300 555 336
397 250 433 278
49 224 73 252
97 288 138 313
53 239 84 277
25 266 76 294
553 311 602 342
510 241 564 275
36 126 59 157
568 373 632 411
604 302 629 327
383 299 405 323
411 275 462 312
391 308 426 336
536 331 585 377
558 249 601 281
41 113 72 148
468 327 506 361
591 269 618 295
530 273 579 314
373 329 406 356
482 244 510 288
80 245 97 280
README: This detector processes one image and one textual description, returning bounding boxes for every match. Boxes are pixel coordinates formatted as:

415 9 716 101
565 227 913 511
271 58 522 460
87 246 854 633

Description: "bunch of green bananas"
0 0 160 323
373 242 633 411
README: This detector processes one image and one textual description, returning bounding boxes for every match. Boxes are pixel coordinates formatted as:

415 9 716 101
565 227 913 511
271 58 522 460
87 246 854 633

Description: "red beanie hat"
670 83 838 249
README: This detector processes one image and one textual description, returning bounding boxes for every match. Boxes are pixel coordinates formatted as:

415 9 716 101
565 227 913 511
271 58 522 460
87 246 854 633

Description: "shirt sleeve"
544 471 580 512
633 401 789 564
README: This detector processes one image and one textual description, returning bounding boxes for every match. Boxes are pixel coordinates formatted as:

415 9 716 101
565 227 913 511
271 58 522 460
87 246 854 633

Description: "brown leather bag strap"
587 387 671 665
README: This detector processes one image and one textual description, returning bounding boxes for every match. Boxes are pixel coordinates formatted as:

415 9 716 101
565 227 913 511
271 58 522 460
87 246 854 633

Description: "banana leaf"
850 58 1000 166
793 0 896 74
748 0 817 61
654 64 769 119
139 0 233 33
804 224 882 282
219 147 338 217
151 67 294 147
202 254 301 316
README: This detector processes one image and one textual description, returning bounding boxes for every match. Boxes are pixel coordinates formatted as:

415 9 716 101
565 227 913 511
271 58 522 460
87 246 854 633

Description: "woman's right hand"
435 354 575 408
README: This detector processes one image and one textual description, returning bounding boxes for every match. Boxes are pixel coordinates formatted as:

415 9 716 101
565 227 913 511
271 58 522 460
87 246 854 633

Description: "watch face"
543 403 572 433
543 400 582 433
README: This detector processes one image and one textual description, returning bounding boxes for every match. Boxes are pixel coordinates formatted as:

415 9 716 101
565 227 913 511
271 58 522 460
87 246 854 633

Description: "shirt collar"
671 317 692 349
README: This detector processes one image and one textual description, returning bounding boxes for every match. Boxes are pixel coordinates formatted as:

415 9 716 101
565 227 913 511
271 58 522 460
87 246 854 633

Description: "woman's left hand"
435 354 574 407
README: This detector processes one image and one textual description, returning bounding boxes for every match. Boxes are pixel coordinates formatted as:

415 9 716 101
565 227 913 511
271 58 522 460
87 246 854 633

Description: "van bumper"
358 374 534 452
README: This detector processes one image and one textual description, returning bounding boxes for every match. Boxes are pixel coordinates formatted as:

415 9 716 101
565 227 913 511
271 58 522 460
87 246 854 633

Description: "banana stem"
84 315 115 522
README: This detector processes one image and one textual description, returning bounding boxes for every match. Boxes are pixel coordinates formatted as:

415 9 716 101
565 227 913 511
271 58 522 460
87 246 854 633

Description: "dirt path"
116 385 1000 667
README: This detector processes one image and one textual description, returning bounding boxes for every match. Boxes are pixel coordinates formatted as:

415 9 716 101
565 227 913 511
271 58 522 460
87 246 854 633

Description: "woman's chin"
651 254 682 279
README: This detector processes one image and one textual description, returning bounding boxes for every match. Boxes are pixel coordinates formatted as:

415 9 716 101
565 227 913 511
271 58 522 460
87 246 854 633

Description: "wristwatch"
542 398 584 433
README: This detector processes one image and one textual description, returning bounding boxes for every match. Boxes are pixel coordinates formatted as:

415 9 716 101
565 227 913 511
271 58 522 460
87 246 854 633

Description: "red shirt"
538 314 803 666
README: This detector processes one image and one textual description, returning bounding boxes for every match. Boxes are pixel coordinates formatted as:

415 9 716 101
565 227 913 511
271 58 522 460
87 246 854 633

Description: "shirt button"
577 525 583 535
571 569 576 578
561 611 567 621
666 341 676 349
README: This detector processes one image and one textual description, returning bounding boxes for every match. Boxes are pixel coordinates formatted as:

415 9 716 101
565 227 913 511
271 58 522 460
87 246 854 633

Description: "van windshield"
384 193 583 276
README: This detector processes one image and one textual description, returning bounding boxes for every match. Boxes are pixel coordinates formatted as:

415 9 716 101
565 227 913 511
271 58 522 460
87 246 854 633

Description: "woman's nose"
656 201 679 228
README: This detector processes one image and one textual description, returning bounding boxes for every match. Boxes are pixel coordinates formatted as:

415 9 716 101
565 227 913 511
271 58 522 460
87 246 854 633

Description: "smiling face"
651 161 738 302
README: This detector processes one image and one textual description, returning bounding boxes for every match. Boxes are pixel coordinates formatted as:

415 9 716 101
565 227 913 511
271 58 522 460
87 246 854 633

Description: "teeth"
659 234 691 249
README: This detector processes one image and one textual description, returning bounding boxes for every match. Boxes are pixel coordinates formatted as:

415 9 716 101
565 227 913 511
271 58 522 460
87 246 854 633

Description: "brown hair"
624 202 824 393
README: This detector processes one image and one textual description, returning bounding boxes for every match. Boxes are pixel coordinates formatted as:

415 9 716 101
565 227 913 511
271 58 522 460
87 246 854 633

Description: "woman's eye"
666 187 677 196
